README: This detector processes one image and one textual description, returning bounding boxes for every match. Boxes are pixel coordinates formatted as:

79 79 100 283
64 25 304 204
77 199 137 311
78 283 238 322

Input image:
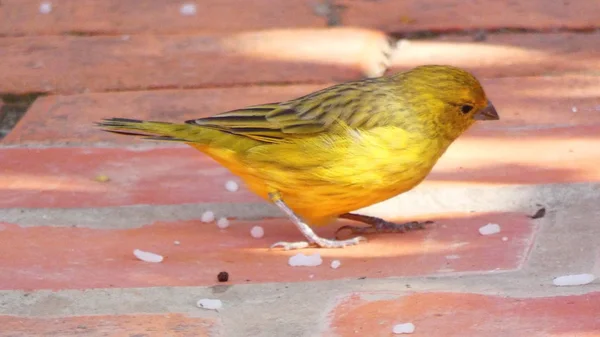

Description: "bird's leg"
268 192 366 250
335 213 432 238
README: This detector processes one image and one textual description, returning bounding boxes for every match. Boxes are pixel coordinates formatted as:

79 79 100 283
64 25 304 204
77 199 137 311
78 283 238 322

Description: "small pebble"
330 260 341 269
174 240 181 245
217 271 229 282
529 207 546 219
39 2 52 14
250 226 264 238
196 298 222 311
225 180 239 192
180 3 197 16
571 106 578 113
133 249 163 263
502 236 508 242
393 323 415 334
217 217 230 229
201 211 215 223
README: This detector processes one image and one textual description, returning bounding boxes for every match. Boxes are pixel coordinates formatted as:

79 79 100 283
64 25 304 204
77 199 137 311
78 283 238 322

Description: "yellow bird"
97 65 499 250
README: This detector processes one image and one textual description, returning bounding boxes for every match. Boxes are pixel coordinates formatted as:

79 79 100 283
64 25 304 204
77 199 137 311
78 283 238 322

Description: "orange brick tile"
391 32 600 78
0 212 535 290
1 0 598 36
327 292 600 336
0 147 261 209
3 85 329 144
3 123 600 208
340 0 600 33
0 314 215 337
0 28 390 94
433 124 600 186
0 0 323 36
3 127 600 209
4 76 599 145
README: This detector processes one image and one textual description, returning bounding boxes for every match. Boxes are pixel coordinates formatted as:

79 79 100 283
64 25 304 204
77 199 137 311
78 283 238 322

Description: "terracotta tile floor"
1 1 599 336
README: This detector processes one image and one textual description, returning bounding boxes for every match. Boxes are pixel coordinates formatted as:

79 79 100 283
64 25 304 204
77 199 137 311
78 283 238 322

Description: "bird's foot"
336 213 432 238
268 191 367 250
270 236 366 250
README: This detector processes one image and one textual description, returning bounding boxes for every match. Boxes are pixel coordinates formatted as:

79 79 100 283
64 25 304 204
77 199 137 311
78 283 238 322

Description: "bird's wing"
185 80 400 143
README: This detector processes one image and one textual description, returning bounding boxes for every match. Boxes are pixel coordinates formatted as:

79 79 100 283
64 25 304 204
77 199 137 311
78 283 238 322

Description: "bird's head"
392 65 499 140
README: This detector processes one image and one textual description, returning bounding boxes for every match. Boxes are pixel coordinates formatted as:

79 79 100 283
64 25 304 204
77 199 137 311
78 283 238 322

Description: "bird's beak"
474 101 499 121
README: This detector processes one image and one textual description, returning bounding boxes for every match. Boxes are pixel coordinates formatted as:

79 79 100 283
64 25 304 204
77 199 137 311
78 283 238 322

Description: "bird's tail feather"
96 118 207 143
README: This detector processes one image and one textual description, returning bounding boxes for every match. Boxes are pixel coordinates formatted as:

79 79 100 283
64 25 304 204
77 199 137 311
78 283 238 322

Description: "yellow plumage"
97 65 499 249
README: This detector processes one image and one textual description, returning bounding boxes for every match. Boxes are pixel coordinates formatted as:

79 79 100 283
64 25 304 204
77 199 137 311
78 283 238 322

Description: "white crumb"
502 236 509 241
180 3 197 15
217 217 230 229
133 249 163 263
224 180 239 192
553 273 596 286
196 298 222 311
571 106 578 113
309 274 315 279
174 240 180 245
250 226 264 238
393 323 415 334
39 2 52 14
288 253 323 267
445 254 460 260
201 211 215 223
479 223 501 235
330 260 341 269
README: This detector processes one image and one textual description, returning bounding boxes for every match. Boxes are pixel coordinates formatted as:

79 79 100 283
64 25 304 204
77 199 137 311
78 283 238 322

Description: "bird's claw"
335 220 432 239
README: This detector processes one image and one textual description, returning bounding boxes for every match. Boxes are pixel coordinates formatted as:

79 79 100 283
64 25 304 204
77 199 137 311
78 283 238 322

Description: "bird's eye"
461 104 473 114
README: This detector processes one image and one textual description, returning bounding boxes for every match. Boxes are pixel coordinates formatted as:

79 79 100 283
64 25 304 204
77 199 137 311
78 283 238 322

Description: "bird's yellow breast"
199 126 452 226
